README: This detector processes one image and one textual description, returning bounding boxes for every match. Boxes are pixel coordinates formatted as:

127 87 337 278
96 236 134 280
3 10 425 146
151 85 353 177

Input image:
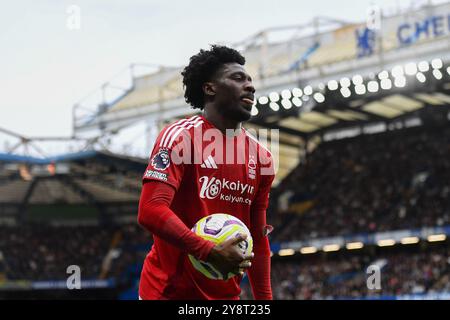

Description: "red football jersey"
139 114 274 300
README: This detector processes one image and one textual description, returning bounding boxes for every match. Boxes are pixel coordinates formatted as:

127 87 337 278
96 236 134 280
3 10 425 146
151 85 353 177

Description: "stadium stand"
271 124 450 242
240 243 450 300
0 224 114 281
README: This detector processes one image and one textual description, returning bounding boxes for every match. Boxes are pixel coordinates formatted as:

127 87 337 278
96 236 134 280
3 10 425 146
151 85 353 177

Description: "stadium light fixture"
327 80 339 91
368 81 379 93
251 106 259 116
416 72 426 83
323 244 341 252
391 65 404 78
355 84 367 95
378 70 389 80
304 85 313 95
313 92 325 103
281 89 292 100
447 66 450 76
405 62 418 76
427 234 447 242
352 75 363 85
394 76 406 88
292 88 303 97
278 249 295 256
418 61 430 72
346 242 364 250
318 82 325 90
258 96 269 105
340 77 351 87
380 79 392 90
270 251 274 257
377 239 396 247
340 87 351 98
269 102 280 111
431 58 443 69
292 97 303 108
281 99 293 109
433 69 443 80
292 97 303 107
302 95 310 102
400 237 420 245
300 246 317 254
269 92 280 102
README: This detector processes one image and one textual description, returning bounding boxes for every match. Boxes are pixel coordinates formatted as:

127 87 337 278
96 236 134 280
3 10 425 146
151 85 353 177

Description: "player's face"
212 63 255 122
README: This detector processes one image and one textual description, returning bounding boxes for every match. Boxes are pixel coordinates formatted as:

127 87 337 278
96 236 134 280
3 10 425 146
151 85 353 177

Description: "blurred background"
1 0 450 299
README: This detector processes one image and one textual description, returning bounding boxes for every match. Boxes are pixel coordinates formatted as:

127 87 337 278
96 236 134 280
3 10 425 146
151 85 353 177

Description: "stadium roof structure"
0 150 146 223
72 1 450 186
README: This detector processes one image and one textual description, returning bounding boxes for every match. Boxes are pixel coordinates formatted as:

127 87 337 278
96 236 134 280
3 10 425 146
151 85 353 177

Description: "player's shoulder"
156 115 205 149
243 127 275 178
243 127 273 160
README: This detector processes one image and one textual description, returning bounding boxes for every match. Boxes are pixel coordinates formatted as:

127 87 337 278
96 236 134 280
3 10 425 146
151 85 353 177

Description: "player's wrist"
205 243 221 262
197 239 216 262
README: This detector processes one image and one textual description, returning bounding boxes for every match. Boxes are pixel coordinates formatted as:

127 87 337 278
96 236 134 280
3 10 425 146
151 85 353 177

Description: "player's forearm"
247 236 272 300
137 182 214 261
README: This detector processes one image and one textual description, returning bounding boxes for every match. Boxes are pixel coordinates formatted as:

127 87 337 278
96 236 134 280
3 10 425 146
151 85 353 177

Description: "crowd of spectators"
241 245 450 299
0 221 152 287
270 125 450 242
0 223 116 281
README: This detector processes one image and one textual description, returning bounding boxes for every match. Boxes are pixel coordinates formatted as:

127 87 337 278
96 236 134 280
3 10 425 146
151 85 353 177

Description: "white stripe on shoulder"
159 115 199 148
244 129 273 157
159 117 192 147
165 118 203 148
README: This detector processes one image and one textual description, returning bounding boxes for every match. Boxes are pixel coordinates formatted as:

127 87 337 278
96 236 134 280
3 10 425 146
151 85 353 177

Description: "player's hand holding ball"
208 233 254 277
188 214 254 280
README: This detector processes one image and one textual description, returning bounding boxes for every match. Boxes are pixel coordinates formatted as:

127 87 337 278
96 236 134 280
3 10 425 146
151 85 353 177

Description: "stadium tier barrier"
271 225 450 253
341 292 450 300
0 279 115 291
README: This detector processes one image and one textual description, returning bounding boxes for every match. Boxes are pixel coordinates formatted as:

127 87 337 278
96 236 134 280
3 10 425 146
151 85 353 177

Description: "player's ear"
203 82 216 97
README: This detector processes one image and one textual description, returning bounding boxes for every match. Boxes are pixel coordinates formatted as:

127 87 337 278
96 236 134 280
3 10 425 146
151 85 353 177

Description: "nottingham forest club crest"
151 149 171 171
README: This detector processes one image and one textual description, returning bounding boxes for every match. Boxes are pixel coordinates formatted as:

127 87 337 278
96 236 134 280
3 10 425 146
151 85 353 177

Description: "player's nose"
244 80 255 94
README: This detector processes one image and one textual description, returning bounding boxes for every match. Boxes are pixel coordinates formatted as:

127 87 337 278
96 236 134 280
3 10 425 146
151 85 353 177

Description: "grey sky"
0 0 446 154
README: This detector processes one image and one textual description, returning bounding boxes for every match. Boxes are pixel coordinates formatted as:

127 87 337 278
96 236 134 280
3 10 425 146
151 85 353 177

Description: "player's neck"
202 108 242 135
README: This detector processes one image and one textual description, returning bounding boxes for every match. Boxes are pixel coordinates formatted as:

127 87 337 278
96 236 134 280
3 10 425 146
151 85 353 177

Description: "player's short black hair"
181 45 245 110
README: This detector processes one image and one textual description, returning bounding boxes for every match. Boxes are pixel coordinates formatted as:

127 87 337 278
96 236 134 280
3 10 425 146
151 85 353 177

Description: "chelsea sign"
397 14 450 45
356 9 450 57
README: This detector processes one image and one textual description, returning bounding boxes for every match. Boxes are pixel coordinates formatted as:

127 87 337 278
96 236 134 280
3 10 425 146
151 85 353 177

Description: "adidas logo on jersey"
200 155 218 169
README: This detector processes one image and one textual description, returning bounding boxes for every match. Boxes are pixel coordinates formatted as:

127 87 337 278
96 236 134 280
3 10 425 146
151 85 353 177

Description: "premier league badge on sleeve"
151 148 171 171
